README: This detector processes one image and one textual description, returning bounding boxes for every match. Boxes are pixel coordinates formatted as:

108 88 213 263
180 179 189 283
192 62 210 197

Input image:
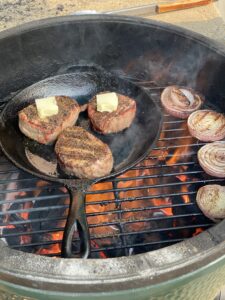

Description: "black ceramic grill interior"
0 84 221 259
0 14 225 261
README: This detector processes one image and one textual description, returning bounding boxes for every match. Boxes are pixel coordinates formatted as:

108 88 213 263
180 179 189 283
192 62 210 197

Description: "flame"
36 231 63 255
20 201 33 220
133 143 173 217
20 234 32 245
166 122 194 166
2 111 208 257
151 197 173 216
176 174 190 204
86 182 118 240
5 224 15 229
33 180 50 197
193 227 204 236
118 169 153 232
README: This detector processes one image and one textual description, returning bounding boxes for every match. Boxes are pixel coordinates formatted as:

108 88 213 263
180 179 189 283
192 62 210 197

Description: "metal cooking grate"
0 88 222 258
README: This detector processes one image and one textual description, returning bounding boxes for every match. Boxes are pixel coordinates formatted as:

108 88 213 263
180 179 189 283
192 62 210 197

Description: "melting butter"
97 92 118 112
35 96 59 119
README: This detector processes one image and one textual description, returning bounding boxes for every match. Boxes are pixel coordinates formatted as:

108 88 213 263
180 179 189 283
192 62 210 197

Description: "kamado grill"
0 15 225 300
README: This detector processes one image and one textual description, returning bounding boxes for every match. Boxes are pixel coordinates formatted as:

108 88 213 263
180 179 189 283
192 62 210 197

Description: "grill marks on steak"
18 96 80 144
88 93 136 134
55 127 113 179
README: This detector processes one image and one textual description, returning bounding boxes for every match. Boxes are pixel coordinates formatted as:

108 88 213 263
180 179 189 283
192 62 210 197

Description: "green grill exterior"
0 15 225 300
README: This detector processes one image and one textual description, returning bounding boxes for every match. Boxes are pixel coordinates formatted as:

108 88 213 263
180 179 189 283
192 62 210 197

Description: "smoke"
111 37 222 99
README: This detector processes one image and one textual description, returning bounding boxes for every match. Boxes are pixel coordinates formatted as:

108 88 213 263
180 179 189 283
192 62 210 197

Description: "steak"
55 126 113 179
18 96 80 144
87 93 136 134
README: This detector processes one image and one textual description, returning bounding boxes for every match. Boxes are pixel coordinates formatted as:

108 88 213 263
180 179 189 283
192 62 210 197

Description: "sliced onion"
179 89 194 105
188 110 225 142
160 85 203 119
196 184 225 222
198 141 225 178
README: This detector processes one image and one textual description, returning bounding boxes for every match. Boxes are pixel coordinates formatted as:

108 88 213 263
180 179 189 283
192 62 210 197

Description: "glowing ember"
0 103 214 258
193 228 204 236
86 182 119 240
36 232 63 255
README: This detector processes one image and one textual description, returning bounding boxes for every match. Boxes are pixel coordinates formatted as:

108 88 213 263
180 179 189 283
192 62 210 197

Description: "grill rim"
0 223 225 293
0 14 225 295
0 13 224 56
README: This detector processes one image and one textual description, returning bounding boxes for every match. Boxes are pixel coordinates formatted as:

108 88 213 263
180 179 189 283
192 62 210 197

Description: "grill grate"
0 88 222 258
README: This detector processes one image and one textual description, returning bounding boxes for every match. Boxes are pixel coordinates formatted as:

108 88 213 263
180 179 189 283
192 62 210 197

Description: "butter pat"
97 92 118 112
35 96 59 119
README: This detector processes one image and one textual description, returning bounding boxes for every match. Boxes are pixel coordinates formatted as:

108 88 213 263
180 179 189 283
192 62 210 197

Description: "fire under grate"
0 87 223 258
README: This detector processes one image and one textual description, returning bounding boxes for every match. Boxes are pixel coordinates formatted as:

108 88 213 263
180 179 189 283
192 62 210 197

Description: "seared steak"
19 96 80 144
87 93 136 134
55 126 113 179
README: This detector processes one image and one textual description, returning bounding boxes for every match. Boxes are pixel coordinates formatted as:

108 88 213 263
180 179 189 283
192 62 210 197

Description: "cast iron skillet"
0 66 162 258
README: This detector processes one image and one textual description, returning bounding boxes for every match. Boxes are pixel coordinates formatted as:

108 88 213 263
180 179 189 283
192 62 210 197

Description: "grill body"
0 15 225 299
1 263 225 300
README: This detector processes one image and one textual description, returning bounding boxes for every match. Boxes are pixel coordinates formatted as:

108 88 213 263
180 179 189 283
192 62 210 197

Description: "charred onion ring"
188 109 225 142
160 86 203 119
196 184 225 222
198 141 225 178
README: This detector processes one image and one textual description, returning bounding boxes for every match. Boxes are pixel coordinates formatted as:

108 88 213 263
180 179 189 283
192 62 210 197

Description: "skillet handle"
61 187 90 258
